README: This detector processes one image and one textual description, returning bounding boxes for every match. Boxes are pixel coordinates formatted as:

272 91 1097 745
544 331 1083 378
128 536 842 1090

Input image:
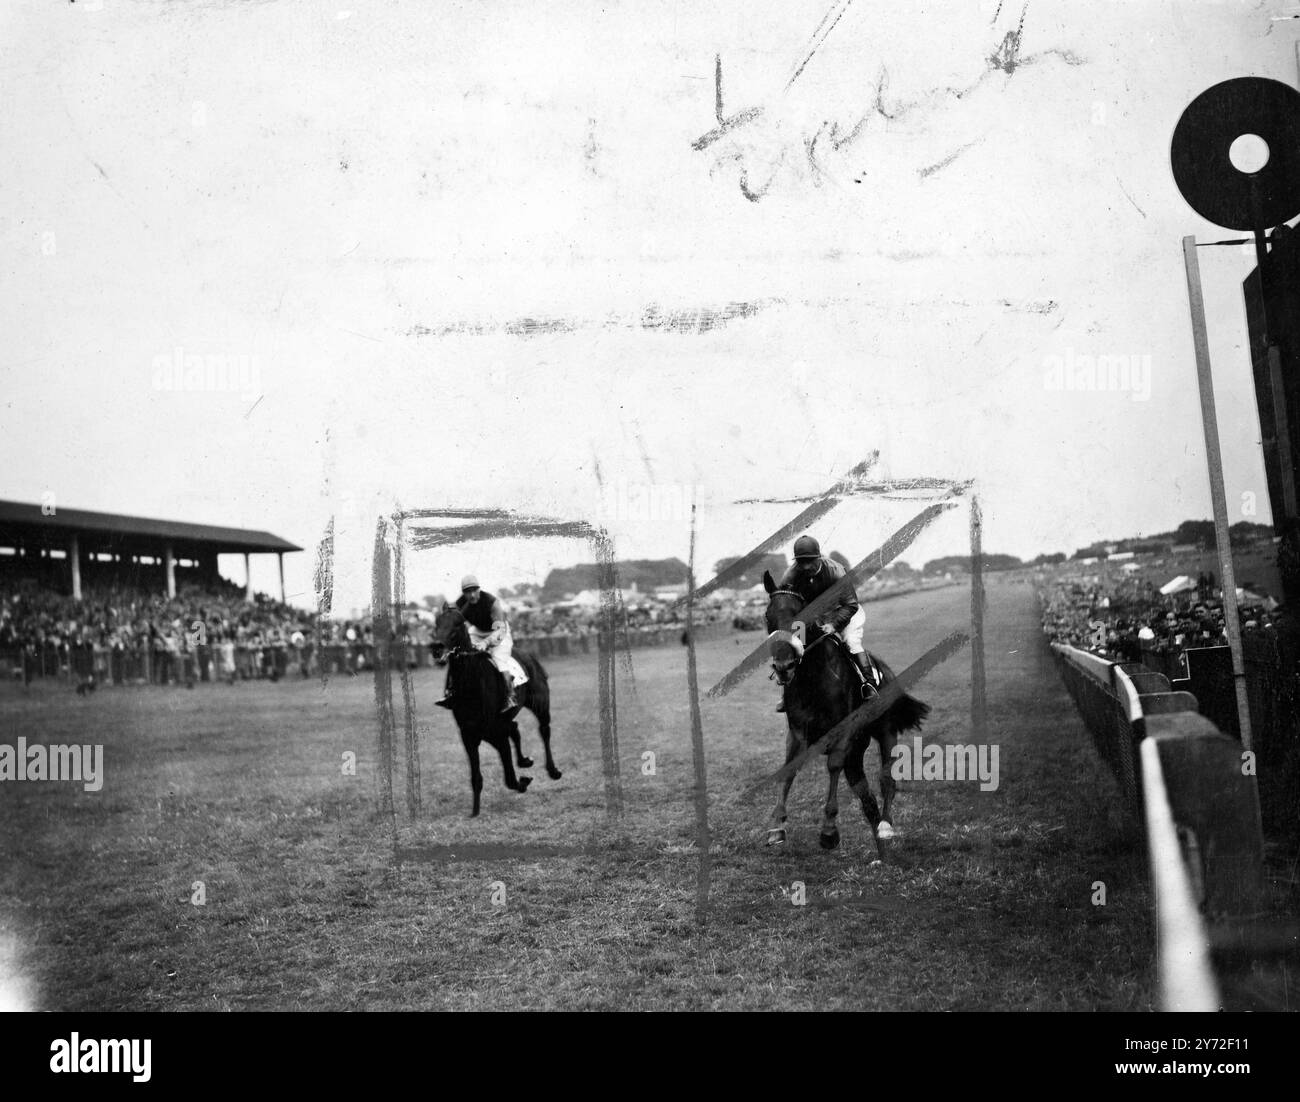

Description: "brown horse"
763 571 929 858
430 605 561 817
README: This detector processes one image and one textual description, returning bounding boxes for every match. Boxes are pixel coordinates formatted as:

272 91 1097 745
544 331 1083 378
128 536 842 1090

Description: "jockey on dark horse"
774 534 881 712
436 575 529 714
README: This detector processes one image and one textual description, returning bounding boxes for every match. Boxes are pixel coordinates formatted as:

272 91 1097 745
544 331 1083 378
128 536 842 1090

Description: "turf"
0 577 1170 1010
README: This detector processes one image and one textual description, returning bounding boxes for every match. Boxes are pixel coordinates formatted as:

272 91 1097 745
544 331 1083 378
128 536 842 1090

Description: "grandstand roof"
0 500 301 554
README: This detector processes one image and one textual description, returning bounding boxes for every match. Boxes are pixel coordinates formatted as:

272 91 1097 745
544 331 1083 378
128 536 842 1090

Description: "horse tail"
870 652 929 733
889 692 930 733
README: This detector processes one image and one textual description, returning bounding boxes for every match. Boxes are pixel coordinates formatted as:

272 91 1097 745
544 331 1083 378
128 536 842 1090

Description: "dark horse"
430 605 562 816
763 570 929 858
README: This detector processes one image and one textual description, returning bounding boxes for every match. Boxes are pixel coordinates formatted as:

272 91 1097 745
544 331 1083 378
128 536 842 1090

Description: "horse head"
430 603 470 665
762 570 807 686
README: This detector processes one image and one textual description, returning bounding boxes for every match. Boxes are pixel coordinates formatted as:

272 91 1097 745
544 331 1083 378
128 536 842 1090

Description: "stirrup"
775 698 786 713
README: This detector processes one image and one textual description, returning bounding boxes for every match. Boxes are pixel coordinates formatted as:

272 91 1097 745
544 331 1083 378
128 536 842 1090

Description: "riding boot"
500 675 517 714
775 696 786 713
852 652 877 699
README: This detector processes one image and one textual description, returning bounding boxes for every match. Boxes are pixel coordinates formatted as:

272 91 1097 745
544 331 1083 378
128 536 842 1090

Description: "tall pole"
685 495 710 926
1182 236 1253 751
164 542 176 599
69 533 81 601
969 496 986 741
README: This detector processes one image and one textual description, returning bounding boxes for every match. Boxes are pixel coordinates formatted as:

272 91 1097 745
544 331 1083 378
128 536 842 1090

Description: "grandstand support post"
277 552 285 603
164 542 176 599
243 552 253 602
69 533 81 601
1182 236 1254 752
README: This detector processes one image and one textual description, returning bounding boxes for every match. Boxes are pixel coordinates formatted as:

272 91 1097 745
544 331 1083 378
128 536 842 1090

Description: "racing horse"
762 570 929 857
430 605 562 817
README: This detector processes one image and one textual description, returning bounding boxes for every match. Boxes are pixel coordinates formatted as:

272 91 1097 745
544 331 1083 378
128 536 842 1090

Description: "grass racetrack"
1 577 1161 1010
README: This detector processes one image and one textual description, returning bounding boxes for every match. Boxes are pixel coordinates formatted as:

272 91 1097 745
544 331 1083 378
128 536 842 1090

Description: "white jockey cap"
461 574 480 592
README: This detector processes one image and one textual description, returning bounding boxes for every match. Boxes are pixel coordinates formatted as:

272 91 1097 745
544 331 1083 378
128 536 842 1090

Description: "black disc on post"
1171 77 1300 231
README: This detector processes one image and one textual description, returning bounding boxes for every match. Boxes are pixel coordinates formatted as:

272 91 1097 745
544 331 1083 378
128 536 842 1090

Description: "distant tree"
923 556 970 575
542 559 689 602
1229 521 1274 547
422 594 445 610
1173 520 1216 548
711 552 788 589
1031 552 1066 566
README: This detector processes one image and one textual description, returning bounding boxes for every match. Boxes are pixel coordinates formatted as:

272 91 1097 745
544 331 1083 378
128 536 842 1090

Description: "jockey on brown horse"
436 575 529 714
773 535 881 712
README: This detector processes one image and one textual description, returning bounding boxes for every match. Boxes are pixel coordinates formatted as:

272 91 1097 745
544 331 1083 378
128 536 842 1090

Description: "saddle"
819 633 882 700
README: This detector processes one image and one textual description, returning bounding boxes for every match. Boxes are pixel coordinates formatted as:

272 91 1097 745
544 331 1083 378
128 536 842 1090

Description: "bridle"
433 611 478 659
766 588 834 684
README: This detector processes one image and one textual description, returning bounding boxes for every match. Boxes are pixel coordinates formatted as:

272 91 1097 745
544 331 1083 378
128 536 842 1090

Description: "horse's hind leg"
844 737 888 859
494 728 531 794
876 725 899 838
529 687 562 780
462 733 484 818
508 722 533 770
820 766 842 850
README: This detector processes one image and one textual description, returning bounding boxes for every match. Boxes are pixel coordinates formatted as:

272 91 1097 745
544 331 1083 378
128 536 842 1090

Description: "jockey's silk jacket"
456 590 507 634
776 557 861 634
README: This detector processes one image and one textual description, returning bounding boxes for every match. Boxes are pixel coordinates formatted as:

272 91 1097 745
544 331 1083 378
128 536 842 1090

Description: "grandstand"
0 499 300 602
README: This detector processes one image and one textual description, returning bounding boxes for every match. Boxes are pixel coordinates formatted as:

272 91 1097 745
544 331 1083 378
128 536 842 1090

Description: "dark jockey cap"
793 535 821 560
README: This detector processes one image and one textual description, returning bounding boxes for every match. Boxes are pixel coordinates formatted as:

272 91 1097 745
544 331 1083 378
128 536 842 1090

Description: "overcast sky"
1 1 1295 614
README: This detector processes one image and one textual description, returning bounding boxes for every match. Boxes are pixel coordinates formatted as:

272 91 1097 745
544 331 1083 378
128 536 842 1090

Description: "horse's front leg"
820 765 842 850
767 729 800 846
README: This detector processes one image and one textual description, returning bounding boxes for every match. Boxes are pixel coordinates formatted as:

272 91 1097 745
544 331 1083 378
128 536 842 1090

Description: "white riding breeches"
468 624 528 686
840 606 867 655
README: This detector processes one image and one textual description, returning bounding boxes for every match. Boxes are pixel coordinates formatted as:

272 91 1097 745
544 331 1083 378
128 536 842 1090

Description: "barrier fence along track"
1050 641 1267 1010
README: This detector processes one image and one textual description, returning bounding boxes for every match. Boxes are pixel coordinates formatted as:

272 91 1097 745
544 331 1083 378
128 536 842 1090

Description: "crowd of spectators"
0 578 349 688
1038 568 1283 662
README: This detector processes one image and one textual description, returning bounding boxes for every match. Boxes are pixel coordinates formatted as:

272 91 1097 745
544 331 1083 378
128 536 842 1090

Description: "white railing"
1139 737 1219 1011
1052 641 1220 1011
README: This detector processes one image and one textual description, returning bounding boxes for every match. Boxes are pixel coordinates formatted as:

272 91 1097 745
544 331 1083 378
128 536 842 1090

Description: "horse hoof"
470 808 480 818
819 831 840 851
765 829 787 847
517 756 534 768
877 821 897 842
515 776 532 793
548 768 563 780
